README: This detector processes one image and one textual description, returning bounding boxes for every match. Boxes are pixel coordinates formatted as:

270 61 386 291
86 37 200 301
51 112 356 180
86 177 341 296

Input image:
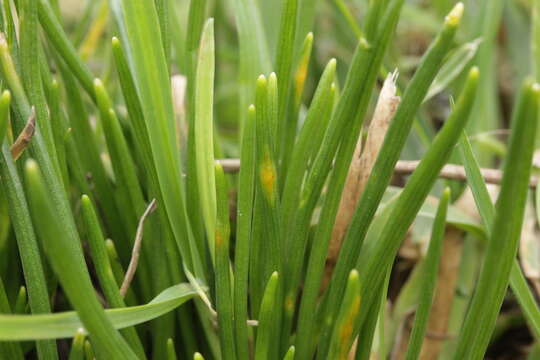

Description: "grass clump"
0 0 540 359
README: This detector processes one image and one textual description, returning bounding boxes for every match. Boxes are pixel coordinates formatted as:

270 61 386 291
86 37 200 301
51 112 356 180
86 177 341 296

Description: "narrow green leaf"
0 90 8 144
424 38 482 103
0 144 57 359
195 19 217 259
350 65 477 359
215 164 236 360
166 338 177 360
283 346 295 360
293 1 406 356
459 132 540 341
119 0 204 280
24 159 136 358
306 5 464 358
275 0 299 165
234 105 256 359
68 330 85 360
327 270 361 360
405 188 450 360
232 0 271 132
454 81 540 359
81 195 146 358
255 272 280 360
37 0 95 99
0 283 198 341
0 277 23 359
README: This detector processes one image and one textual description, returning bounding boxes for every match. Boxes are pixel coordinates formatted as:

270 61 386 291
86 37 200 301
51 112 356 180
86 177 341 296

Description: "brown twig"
120 199 157 297
217 159 539 188
10 106 35 161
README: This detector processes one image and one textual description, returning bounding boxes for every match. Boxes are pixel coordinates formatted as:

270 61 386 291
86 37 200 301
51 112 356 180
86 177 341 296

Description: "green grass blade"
0 277 23 359
23 159 136 358
404 188 450 360
534 1 540 80
255 272 279 360
80 195 146 359
195 19 217 260
327 270 361 359
275 0 299 166
0 144 57 359
68 331 85 360
292 1 406 356
234 105 256 359
232 0 271 132
459 132 540 341
424 38 482 103
283 346 295 360
0 283 198 341
279 32 315 186
37 0 95 99
351 65 477 359
307 6 464 357
19 0 58 181
166 338 177 360
118 0 203 279
0 90 8 144
215 164 236 360
453 81 540 359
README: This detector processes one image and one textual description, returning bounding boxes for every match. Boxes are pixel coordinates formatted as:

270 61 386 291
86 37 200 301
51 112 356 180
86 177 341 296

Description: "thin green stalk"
453 80 540 359
405 188 450 360
327 270 361 360
279 32 314 186
0 144 57 360
280 58 336 343
459 132 540 341
119 0 205 281
81 195 146 359
58 63 128 256
254 272 279 360
68 331 85 360
24 159 137 359
0 90 7 143
0 277 23 359
234 105 256 359
232 0 271 133
215 164 236 360
283 346 295 360
349 65 477 360
275 0 299 168
37 0 95 99
14 287 27 314
185 0 209 251
307 5 463 358
195 19 217 261
293 1 406 356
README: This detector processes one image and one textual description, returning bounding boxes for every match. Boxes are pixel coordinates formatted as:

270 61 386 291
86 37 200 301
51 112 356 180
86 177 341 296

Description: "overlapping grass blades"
454 80 540 359
0 283 198 341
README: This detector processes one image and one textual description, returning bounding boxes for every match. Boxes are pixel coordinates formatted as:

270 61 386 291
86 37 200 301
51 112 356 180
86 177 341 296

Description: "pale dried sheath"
11 107 36 161
328 71 401 267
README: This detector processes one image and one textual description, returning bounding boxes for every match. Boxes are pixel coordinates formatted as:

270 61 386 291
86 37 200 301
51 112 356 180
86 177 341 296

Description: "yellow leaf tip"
445 2 464 26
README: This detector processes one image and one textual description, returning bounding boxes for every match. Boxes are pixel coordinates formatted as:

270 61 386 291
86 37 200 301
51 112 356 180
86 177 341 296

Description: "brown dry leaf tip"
326 69 401 285
11 106 36 161
120 199 157 297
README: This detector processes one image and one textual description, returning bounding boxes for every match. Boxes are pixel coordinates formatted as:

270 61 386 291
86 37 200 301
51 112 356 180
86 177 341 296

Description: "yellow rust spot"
295 62 308 103
338 296 361 358
284 294 295 314
215 229 224 248
260 154 277 204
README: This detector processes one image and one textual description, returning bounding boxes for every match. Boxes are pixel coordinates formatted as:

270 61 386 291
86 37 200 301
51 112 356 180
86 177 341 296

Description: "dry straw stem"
218 159 540 189
418 226 463 359
329 70 400 270
120 199 157 297
11 107 36 161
